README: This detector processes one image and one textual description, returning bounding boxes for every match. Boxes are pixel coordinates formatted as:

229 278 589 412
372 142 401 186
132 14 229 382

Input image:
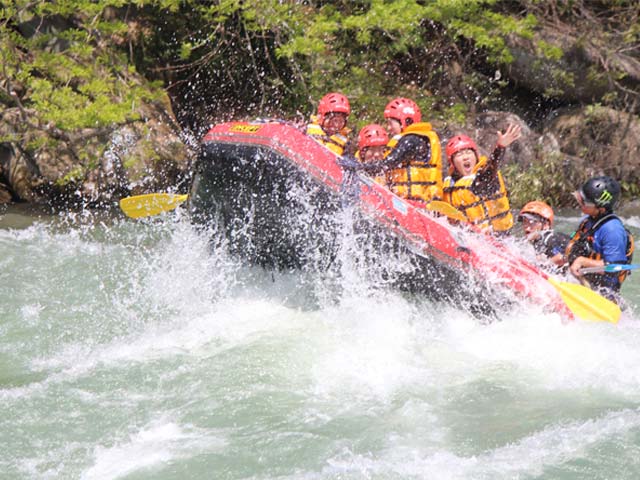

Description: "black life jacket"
565 213 634 287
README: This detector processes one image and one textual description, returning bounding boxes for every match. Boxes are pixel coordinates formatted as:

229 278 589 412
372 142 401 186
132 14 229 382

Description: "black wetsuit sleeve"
342 136 358 157
545 232 571 258
359 134 430 174
471 145 505 196
534 231 571 258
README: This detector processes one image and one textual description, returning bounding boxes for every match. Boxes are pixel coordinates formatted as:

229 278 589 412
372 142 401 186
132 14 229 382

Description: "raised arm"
486 123 522 174
497 123 522 149
474 123 522 194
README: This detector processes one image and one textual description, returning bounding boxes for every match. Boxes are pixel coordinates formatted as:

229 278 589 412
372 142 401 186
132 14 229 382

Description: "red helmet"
518 201 555 226
358 124 389 150
445 134 478 162
317 92 350 122
383 98 421 127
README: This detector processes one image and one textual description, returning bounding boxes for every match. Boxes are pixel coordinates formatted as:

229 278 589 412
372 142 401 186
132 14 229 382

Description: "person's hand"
569 256 588 278
336 155 361 170
525 231 541 242
496 123 522 148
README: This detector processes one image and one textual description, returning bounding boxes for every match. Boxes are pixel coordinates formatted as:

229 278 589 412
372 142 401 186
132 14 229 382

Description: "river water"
2 203 640 479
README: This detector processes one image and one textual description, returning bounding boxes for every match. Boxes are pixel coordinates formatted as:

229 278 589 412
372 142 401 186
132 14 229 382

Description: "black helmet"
579 176 621 210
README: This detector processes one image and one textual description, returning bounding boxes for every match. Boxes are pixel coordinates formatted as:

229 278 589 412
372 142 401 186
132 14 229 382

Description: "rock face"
545 106 640 180
0 100 193 208
461 107 640 182
505 24 640 111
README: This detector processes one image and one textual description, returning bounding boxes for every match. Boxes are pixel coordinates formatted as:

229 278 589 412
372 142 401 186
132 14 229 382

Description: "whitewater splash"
1 208 640 479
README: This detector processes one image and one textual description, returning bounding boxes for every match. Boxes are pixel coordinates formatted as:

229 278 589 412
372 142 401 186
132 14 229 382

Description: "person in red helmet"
443 124 521 234
517 200 570 268
356 124 389 163
355 124 389 185
361 97 443 202
384 97 422 139
306 92 352 155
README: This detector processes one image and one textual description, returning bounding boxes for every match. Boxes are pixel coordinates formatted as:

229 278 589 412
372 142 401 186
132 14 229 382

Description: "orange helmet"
445 135 478 163
358 124 389 150
518 201 554 225
317 92 350 122
383 98 421 127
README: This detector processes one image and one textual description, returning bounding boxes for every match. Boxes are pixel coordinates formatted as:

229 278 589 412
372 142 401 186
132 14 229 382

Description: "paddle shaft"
580 263 639 274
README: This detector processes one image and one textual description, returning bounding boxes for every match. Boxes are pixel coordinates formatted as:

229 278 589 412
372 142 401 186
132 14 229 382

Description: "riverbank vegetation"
1 1 639 208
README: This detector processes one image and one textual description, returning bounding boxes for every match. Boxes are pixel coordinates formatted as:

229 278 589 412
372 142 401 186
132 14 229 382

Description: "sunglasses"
519 213 546 225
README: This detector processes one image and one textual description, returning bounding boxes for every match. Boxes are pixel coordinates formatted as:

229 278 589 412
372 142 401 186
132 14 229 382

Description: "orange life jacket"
306 118 351 156
385 122 443 202
443 156 513 233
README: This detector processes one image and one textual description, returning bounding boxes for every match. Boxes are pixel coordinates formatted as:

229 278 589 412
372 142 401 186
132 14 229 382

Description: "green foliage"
503 154 581 210
1 0 541 129
540 65 575 98
24 135 55 152
620 179 640 200
3 0 637 205
55 166 85 187
427 1 537 64
536 40 563 61
27 77 146 130
1 1 163 134
441 103 468 125
179 41 193 60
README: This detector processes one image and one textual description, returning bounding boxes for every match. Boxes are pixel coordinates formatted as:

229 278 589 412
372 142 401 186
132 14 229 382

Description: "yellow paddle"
546 277 621 323
425 201 466 222
119 193 188 219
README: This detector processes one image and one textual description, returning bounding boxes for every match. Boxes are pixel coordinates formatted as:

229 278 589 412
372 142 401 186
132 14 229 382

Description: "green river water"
1 203 640 479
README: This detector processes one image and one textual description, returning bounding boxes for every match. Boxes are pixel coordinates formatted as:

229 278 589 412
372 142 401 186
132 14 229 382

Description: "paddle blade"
547 277 621 323
119 193 188 219
426 201 466 222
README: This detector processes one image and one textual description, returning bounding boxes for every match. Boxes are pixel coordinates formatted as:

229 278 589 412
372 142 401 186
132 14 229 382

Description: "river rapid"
2 203 640 480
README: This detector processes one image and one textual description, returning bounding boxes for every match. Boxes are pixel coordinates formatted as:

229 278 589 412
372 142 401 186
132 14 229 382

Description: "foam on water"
311 406 640 480
438 308 640 395
81 419 226 480
2 209 640 479
625 215 640 229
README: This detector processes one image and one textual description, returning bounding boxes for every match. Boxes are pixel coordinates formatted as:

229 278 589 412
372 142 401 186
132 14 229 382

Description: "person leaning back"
518 200 570 270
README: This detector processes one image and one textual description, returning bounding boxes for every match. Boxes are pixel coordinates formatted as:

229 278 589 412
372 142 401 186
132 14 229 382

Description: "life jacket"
386 134 402 150
384 122 443 202
306 117 350 156
443 156 513 233
565 213 635 287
